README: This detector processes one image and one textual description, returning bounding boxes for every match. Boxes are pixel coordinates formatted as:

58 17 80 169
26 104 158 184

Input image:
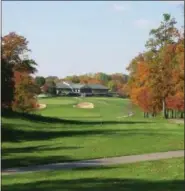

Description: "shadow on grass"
2 109 152 125
2 145 82 156
2 178 184 191
2 122 171 143
2 155 75 170
2 121 181 169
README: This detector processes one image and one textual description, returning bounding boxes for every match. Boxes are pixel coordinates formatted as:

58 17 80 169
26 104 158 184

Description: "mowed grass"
2 157 184 191
2 97 184 169
36 97 131 120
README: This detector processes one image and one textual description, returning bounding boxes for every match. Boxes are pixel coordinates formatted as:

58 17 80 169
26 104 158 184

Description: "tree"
45 76 59 83
12 72 38 112
2 32 30 63
65 75 80 83
1 58 15 109
95 73 110 85
127 13 184 119
2 32 38 112
145 13 179 118
107 81 117 92
35 76 46 87
44 80 56 95
62 72 130 95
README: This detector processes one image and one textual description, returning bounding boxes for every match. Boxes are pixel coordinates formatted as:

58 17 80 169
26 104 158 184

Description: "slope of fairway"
36 97 136 120
2 158 184 191
2 97 184 169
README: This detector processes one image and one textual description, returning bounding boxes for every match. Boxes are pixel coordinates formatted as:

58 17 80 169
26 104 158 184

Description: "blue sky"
2 1 184 78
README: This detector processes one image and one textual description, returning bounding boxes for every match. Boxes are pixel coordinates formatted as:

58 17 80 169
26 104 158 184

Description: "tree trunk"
180 112 183 119
162 98 167 118
172 110 174 118
145 113 147 118
166 109 169 119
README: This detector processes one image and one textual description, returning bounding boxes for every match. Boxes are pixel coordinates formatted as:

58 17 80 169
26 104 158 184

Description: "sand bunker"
37 103 47 109
75 102 94 109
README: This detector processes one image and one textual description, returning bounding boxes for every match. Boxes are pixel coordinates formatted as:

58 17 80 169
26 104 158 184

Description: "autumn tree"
127 13 184 118
2 32 38 112
12 72 39 112
145 13 179 118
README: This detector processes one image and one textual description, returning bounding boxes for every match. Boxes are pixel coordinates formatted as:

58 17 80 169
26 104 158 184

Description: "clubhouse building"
56 81 109 96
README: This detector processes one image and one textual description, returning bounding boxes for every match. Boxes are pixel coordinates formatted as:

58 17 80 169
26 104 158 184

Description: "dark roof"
71 84 84 89
56 82 108 90
87 84 109 90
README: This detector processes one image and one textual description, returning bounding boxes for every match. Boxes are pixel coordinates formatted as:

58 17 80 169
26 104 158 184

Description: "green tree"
96 73 110 85
45 80 56 95
107 81 117 92
45 76 59 83
65 75 80 83
35 76 46 87
1 58 14 110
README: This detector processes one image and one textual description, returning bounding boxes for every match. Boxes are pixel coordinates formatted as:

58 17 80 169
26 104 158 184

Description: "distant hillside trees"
37 72 129 97
62 73 129 97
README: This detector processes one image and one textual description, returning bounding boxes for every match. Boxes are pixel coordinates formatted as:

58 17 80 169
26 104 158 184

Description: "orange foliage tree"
2 32 38 112
127 13 184 118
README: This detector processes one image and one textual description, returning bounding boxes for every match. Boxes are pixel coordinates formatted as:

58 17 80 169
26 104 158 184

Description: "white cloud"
113 4 129 12
134 19 151 28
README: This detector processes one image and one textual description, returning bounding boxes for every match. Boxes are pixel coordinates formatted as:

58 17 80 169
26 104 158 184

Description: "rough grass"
2 97 184 169
2 157 184 191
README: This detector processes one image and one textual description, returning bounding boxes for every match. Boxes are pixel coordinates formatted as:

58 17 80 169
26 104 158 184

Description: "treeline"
127 13 184 119
2 32 40 112
35 73 129 97
1 32 129 113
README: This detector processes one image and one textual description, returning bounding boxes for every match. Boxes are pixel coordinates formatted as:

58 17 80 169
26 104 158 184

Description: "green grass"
2 97 184 169
38 97 77 105
36 97 132 120
2 157 184 191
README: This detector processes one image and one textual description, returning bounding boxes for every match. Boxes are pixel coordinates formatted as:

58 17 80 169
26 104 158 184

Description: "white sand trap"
37 103 47 109
76 102 94 109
